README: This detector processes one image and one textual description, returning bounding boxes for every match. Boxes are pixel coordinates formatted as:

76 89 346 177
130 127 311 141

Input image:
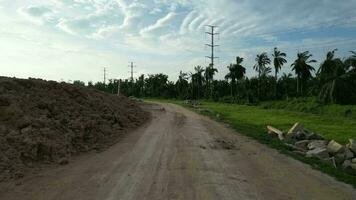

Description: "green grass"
260 98 356 120
204 102 356 144
146 98 356 187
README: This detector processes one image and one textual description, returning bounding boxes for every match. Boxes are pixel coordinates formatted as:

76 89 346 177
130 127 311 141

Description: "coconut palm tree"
291 51 316 95
317 50 355 103
317 49 345 84
204 64 218 99
254 53 271 98
272 47 287 97
345 51 356 72
191 66 205 99
225 56 246 98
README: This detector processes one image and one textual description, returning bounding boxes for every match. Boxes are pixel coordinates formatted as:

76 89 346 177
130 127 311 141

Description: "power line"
205 25 219 67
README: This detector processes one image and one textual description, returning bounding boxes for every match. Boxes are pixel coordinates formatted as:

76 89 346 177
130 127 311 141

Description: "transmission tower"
205 25 219 67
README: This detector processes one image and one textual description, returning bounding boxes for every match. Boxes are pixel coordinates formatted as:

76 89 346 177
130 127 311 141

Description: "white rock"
287 122 304 134
307 140 327 150
306 148 329 159
327 140 344 154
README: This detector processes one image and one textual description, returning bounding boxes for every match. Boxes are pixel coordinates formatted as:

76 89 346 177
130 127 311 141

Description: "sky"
1 0 356 83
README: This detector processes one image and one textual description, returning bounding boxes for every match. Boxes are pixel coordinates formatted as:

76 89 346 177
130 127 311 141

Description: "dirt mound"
0 77 149 181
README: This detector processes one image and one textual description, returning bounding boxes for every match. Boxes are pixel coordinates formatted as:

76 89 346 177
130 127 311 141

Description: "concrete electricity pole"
117 79 121 96
129 62 136 82
103 67 107 85
205 25 219 67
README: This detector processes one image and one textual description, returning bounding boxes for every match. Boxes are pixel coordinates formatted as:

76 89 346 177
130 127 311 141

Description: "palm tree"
204 64 218 99
254 53 271 98
225 56 246 98
272 47 287 97
317 49 349 103
176 71 189 99
345 51 356 72
291 51 316 95
192 66 205 99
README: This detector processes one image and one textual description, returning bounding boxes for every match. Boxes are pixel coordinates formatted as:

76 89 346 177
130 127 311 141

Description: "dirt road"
1 103 355 200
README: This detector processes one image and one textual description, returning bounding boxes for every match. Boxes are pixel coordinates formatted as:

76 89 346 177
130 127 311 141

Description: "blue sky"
1 0 356 82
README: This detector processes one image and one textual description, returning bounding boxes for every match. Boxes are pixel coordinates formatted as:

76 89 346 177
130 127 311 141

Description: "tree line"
75 48 356 105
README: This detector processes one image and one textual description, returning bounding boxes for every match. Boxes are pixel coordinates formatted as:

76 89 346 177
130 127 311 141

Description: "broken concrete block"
267 125 284 140
351 163 356 170
342 160 352 169
346 139 356 154
294 140 310 150
324 157 337 168
284 143 306 152
287 122 304 135
307 140 327 150
327 140 344 155
306 133 325 140
344 148 354 160
306 148 329 159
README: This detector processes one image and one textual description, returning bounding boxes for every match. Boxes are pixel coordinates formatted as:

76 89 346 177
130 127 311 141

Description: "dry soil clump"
0 77 148 181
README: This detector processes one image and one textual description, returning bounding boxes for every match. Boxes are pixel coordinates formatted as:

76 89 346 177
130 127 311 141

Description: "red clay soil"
0 77 149 182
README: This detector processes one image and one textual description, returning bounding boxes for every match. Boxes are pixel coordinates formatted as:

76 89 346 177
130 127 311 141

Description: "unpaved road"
1 103 355 200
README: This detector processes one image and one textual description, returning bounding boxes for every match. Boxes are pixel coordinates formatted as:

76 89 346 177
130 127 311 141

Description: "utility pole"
129 62 136 82
128 62 136 96
103 67 107 85
117 79 121 96
205 25 219 67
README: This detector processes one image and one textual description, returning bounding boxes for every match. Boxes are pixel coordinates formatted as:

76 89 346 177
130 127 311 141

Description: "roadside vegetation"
78 49 356 107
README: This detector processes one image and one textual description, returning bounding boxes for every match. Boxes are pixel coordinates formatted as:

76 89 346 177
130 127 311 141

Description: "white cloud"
140 12 177 36
17 5 56 25
3 0 356 82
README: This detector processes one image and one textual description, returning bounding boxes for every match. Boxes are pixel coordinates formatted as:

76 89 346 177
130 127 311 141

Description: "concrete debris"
287 122 304 135
307 140 328 150
306 148 329 159
267 126 284 140
346 139 356 154
266 122 356 172
306 133 325 140
327 140 344 155
284 143 306 152
294 140 310 150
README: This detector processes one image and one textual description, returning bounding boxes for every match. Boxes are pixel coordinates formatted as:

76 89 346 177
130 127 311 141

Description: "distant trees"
272 47 287 97
291 51 316 96
82 48 356 105
225 56 246 100
317 50 356 104
204 64 218 99
254 53 271 98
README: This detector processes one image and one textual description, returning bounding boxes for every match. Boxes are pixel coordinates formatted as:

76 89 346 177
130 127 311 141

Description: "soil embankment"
0 77 148 181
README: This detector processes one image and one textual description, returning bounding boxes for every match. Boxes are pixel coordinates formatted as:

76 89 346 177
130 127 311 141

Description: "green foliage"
73 80 85 87
291 51 316 96
85 48 356 106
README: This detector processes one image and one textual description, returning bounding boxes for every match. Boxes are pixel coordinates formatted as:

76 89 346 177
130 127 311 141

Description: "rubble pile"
267 123 356 171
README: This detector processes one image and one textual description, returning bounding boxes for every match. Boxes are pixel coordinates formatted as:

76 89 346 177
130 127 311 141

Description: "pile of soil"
0 77 149 181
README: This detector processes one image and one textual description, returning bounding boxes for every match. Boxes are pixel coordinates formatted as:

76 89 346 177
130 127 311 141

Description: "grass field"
260 98 356 120
146 98 356 187
203 102 356 144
